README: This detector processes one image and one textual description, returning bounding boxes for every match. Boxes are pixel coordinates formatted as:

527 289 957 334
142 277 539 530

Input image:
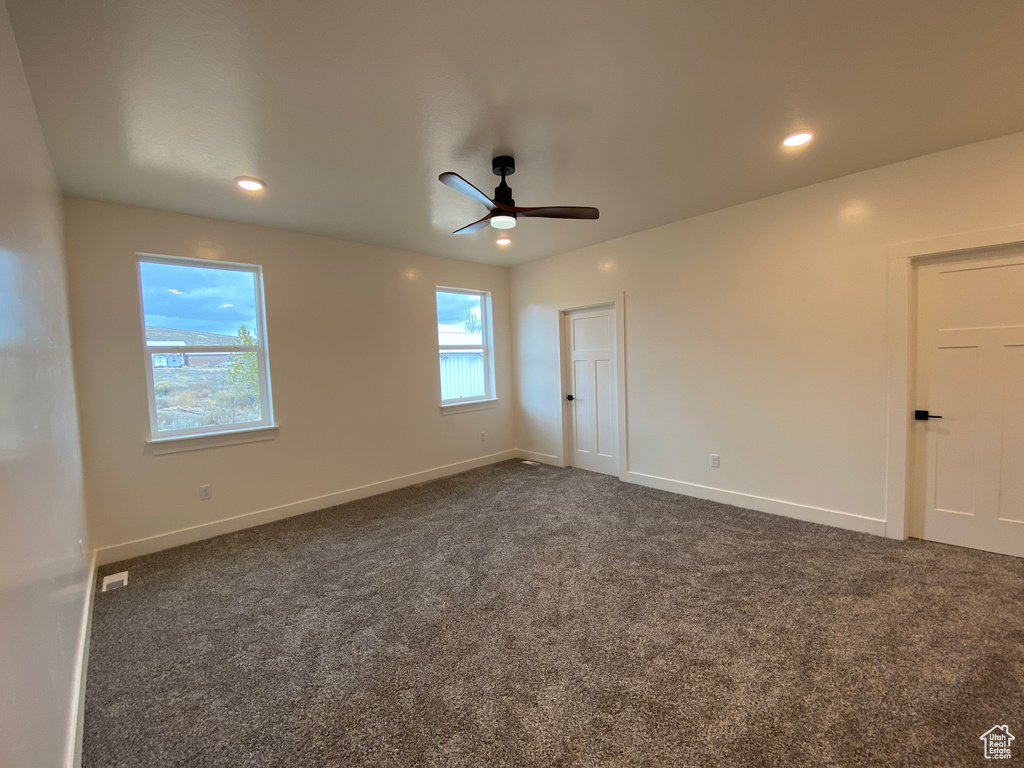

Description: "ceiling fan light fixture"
490 214 516 229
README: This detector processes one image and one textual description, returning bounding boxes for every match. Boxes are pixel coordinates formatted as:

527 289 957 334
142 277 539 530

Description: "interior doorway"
562 304 619 476
909 250 1024 557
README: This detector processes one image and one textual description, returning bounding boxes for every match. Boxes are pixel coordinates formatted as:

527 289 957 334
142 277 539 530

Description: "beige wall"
56 132 1024 564
0 2 90 766
512 132 1024 533
63 199 515 560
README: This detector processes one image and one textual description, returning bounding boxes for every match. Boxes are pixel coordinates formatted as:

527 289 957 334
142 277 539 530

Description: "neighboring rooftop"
145 327 240 346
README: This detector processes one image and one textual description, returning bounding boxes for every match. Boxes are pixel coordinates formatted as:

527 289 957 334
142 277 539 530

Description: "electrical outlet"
101 571 128 592
199 484 213 501
480 432 486 442
710 454 720 468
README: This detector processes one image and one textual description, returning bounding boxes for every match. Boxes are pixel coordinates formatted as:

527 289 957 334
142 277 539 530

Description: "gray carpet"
85 461 1024 767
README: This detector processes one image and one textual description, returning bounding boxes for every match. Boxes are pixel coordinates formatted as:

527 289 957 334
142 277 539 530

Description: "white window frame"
436 286 496 408
137 253 275 441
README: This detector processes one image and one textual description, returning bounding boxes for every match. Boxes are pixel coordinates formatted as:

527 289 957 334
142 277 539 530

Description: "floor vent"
522 460 539 465
101 571 129 592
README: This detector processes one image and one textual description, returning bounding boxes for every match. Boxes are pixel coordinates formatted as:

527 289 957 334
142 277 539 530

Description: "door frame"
557 295 628 480
885 223 1024 540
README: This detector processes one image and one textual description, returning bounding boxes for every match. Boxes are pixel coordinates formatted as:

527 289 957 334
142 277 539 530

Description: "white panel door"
564 306 618 476
911 254 1024 557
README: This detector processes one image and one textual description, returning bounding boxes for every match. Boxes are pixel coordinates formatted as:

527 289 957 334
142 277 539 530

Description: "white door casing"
563 305 618 476
910 253 1024 557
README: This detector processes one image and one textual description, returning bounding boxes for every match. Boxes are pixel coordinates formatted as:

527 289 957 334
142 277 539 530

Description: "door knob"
914 410 943 421
566 394 575 401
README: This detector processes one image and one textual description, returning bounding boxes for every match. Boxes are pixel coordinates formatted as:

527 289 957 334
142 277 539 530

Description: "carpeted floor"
85 461 1024 767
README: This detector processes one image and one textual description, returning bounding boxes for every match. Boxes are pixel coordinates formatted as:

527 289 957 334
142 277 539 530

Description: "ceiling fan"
439 156 599 234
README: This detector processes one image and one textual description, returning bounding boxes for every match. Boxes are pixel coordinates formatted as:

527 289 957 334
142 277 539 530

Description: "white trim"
146 424 279 455
440 398 498 415
137 251 266 272
885 223 1024 540
65 549 97 768
436 287 495 406
136 254 275 441
616 292 629 479
625 471 887 536
515 449 562 467
886 224 1024 262
95 450 519 565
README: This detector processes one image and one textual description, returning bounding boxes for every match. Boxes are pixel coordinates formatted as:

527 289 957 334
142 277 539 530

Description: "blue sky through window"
436 291 482 329
140 261 259 340
436 290 482 345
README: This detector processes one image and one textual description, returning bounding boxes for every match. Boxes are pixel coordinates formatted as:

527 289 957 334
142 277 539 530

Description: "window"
436 287 494 406
137 255 274 439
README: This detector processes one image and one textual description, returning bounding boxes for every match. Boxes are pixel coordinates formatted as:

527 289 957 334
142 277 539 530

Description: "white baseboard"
65 549 97 768
625 471 887 537
96 450 519 566
515 449 562 467
97 453 886 566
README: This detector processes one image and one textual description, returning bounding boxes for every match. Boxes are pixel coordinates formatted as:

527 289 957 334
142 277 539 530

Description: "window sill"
145 425 279 455
440 398 498 415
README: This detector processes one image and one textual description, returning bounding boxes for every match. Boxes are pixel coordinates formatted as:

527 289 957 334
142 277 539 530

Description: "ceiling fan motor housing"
491 156 516 208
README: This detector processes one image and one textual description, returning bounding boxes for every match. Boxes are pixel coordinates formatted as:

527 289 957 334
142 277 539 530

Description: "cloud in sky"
436 290 481 330
141 265 483 340
140 261 259 338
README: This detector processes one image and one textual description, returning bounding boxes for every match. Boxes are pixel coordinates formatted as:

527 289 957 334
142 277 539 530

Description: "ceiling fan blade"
439 172 495 209
452 214 493 234
514 206 600 220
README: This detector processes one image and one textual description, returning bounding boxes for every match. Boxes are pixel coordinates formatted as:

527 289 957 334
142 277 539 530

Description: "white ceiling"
8 0 1024 267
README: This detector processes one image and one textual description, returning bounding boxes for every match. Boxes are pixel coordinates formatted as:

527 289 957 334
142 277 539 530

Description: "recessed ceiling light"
235 176 265 192
496 236 511 246
783 131 813 148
